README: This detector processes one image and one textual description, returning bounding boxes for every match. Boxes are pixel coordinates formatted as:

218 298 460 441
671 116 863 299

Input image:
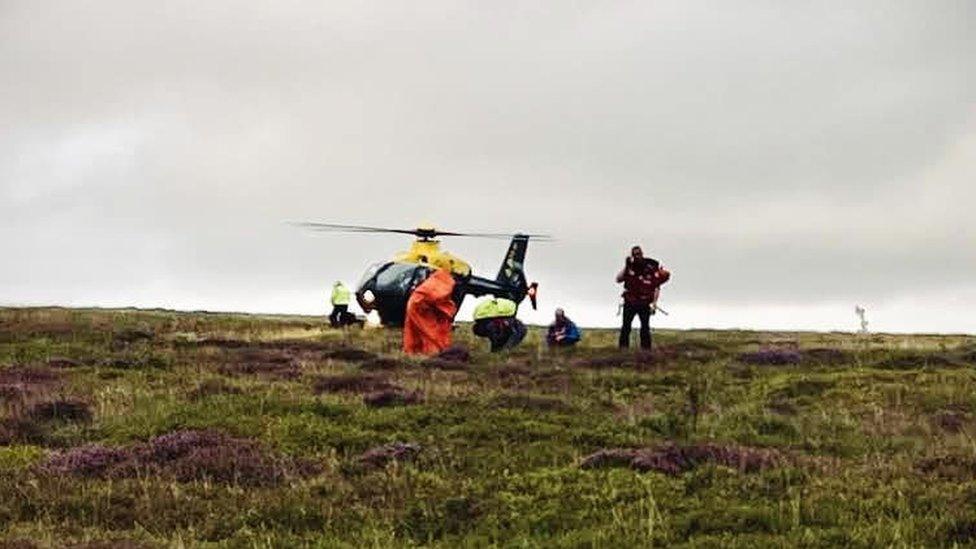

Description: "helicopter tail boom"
456 234 537 309
465 275 525 302
496 234 530 290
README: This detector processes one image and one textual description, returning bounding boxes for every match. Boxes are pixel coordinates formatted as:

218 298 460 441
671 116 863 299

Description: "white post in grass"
855 306 869 334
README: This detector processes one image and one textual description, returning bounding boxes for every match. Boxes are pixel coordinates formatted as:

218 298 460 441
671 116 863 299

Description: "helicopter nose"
359 290 376 311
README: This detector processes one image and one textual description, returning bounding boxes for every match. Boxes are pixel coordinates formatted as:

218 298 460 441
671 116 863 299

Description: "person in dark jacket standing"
616 246 670 349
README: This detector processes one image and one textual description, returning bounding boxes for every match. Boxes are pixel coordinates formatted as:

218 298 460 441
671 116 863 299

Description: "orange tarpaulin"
403 269 458 355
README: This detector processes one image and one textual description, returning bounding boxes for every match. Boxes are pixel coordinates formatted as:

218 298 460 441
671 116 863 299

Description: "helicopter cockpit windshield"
355 261 434 324
375 263 427 294
358 262 383 290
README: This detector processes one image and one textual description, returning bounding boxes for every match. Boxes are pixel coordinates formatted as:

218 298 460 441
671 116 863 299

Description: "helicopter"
295 222 547 326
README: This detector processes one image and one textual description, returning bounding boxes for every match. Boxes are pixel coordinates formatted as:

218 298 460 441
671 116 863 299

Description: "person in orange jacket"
403 269 458 355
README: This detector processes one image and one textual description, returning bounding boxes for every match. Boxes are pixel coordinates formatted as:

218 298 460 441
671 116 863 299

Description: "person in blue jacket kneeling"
547 308 581 348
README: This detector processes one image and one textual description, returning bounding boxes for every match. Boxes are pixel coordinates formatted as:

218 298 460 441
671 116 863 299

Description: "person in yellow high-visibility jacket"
329 281 351 327
472 297 526 352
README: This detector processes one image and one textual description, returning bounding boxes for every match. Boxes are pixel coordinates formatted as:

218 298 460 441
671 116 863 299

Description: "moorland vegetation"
1 307 975 547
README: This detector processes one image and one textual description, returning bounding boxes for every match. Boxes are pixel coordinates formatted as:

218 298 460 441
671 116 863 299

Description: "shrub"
0 366 60 388
261 339 336 353
582 443 785 476
657 341 721 362
769 378 835 401
217 360 299 380
103 355 169 370
0 417 46 445
67 542 156 549
436 346 471 363
356 442 421 468
421 358 470 371
916 454 976 480
313 373 395 394
960 345 976 364
737 349 802 366
27 398 92 422
875 351 960 370
575 351 660 370
113 327 155 345
38 429 320 486
579 448 638 469
801 348 852 365
0 540 40 549
360 357 408 371
191 337 251 349
363 389 422 408
490 393 576 413
188 379 243 400
933 411 967 433
638 413 687 438
945 516 976 544
39 444 134 478
46 357 84 369
325 348 377 362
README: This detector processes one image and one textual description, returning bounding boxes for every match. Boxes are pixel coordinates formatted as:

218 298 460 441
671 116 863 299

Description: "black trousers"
329 304 348 327
619 302 652 349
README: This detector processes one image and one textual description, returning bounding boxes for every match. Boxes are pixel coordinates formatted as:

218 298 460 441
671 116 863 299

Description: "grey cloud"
1 0 974 331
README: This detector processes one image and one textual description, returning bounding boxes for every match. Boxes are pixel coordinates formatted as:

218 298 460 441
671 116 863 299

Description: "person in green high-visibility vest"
472 297 526 352
329 281 351 327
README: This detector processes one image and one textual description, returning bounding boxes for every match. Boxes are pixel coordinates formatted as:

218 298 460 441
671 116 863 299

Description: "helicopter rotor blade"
291 222 552 240
290 222 420 236
434 231 553 240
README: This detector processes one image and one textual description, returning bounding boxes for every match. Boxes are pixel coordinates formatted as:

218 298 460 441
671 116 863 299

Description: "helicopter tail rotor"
527 282 539 310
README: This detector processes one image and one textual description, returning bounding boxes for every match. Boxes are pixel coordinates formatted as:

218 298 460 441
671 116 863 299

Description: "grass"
0 306 975 547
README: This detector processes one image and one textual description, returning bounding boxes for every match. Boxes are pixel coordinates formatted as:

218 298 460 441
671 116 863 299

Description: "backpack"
623 262 670 304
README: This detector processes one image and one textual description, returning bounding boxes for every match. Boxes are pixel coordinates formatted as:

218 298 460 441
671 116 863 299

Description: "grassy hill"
1 307 975 547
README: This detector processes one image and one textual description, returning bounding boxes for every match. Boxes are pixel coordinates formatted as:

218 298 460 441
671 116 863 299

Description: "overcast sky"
2 1 974 333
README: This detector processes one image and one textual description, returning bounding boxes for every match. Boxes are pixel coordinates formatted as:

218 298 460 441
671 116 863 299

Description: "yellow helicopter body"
394 239 471 277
